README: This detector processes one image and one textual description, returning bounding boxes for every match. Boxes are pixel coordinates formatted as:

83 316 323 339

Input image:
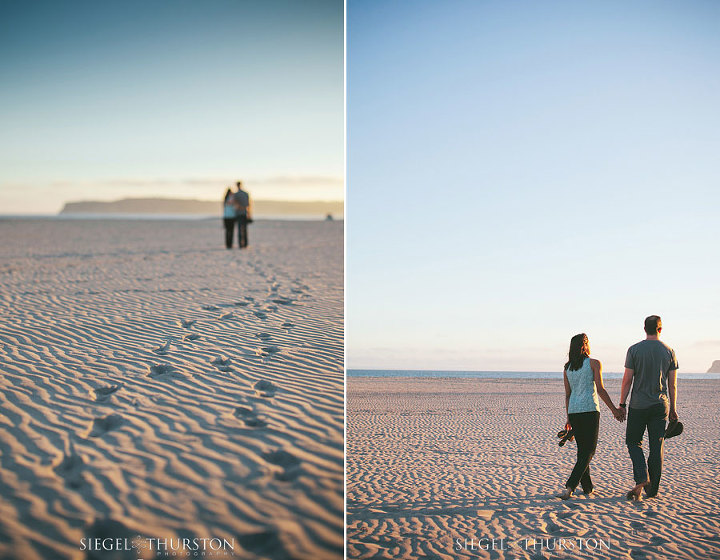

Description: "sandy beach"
347 377 720 560
0 218 343 560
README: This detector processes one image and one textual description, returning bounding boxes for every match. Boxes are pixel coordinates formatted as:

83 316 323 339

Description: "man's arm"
668 369 678 421
619 368 634 421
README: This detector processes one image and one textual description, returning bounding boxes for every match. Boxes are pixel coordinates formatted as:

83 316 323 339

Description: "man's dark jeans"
237 215 248 248
626 402 668 496
566 410 600 493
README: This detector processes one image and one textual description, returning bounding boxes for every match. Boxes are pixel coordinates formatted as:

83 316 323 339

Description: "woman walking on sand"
560 333 623 500
222 188 236 249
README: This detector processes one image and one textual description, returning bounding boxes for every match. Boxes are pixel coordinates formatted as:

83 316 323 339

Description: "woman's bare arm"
563 369 571 426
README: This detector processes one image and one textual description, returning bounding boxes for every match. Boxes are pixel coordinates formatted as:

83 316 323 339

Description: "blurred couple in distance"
223 181 252 249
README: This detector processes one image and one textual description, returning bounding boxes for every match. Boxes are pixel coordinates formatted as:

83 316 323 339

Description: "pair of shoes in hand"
557 428 575 447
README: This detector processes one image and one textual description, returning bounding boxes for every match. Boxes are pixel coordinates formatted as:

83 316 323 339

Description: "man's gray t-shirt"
625 340 678 409
232 190 250 214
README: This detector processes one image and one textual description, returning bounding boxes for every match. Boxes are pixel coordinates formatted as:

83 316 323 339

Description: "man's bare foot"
626 480 650 500
559 488 572 500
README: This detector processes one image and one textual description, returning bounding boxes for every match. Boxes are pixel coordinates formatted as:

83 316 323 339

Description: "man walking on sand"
232 181 252 249
619 315 679 500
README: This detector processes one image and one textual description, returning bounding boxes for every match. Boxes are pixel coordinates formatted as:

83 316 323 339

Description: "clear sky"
347 0 720 373
0 0 343 213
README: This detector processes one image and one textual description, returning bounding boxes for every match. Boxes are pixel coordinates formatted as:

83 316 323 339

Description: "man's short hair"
644 315 662 335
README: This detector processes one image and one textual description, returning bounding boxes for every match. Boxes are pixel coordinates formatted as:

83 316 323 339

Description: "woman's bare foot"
559 488 572 500
626 480 650 501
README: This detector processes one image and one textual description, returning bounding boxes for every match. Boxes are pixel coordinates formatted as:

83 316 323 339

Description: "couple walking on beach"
223 181 253 249
560 315 679 501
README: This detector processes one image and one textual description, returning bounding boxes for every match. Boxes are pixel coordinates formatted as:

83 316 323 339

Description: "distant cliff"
708 360 720 374
60 198 344 217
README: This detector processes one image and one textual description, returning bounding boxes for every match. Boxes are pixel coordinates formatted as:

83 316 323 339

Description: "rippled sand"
0 219 343 560
347 377 720 559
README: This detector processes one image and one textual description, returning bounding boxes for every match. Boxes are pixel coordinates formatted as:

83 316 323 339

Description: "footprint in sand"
202 304 219 311
152 339 172 355
178 319 196 328
644 510 659 517
93 384 122 401
630 521 645 530
540 512 564 535
148 363 175 378
233 406 267 427
85 519 138 560
238 529 284 558
281 322 294 329
253 311 268 320
211 356 232 372
220 312 234 320
256 332 271 340
184 333 201 341
263 449 301 480
234 301 250 307
256 346 281 359
254 379 277 397
87 414 124 438
272 297 294 305
53 444 85 488
650 536 669 546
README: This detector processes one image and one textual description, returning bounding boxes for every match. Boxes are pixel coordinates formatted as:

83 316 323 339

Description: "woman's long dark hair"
223 188 233 203
565 333 589 372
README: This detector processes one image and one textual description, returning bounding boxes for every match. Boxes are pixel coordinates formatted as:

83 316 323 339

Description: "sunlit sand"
347 377 720 559
0 218 343 560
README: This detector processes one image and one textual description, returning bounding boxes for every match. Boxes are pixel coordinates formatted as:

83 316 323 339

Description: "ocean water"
347 369 719 380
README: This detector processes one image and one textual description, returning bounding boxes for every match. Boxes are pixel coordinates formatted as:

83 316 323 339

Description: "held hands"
669 408 678 422
613 407 626 422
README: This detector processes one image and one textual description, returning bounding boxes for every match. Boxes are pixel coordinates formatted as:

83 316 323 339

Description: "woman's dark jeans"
626 402 668 496
566 410 600 492
224 218 235 248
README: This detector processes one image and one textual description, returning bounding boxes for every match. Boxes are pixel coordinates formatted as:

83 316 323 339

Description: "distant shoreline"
58 197 344 217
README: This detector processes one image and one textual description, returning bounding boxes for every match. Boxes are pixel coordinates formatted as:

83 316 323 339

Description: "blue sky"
0 0 343 212
347 0 720 373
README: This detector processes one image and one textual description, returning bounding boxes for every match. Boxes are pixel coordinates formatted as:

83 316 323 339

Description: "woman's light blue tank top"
223 202 236 218
567 357 600 414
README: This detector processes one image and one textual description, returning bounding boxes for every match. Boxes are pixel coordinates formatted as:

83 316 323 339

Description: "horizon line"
347 367 717 376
